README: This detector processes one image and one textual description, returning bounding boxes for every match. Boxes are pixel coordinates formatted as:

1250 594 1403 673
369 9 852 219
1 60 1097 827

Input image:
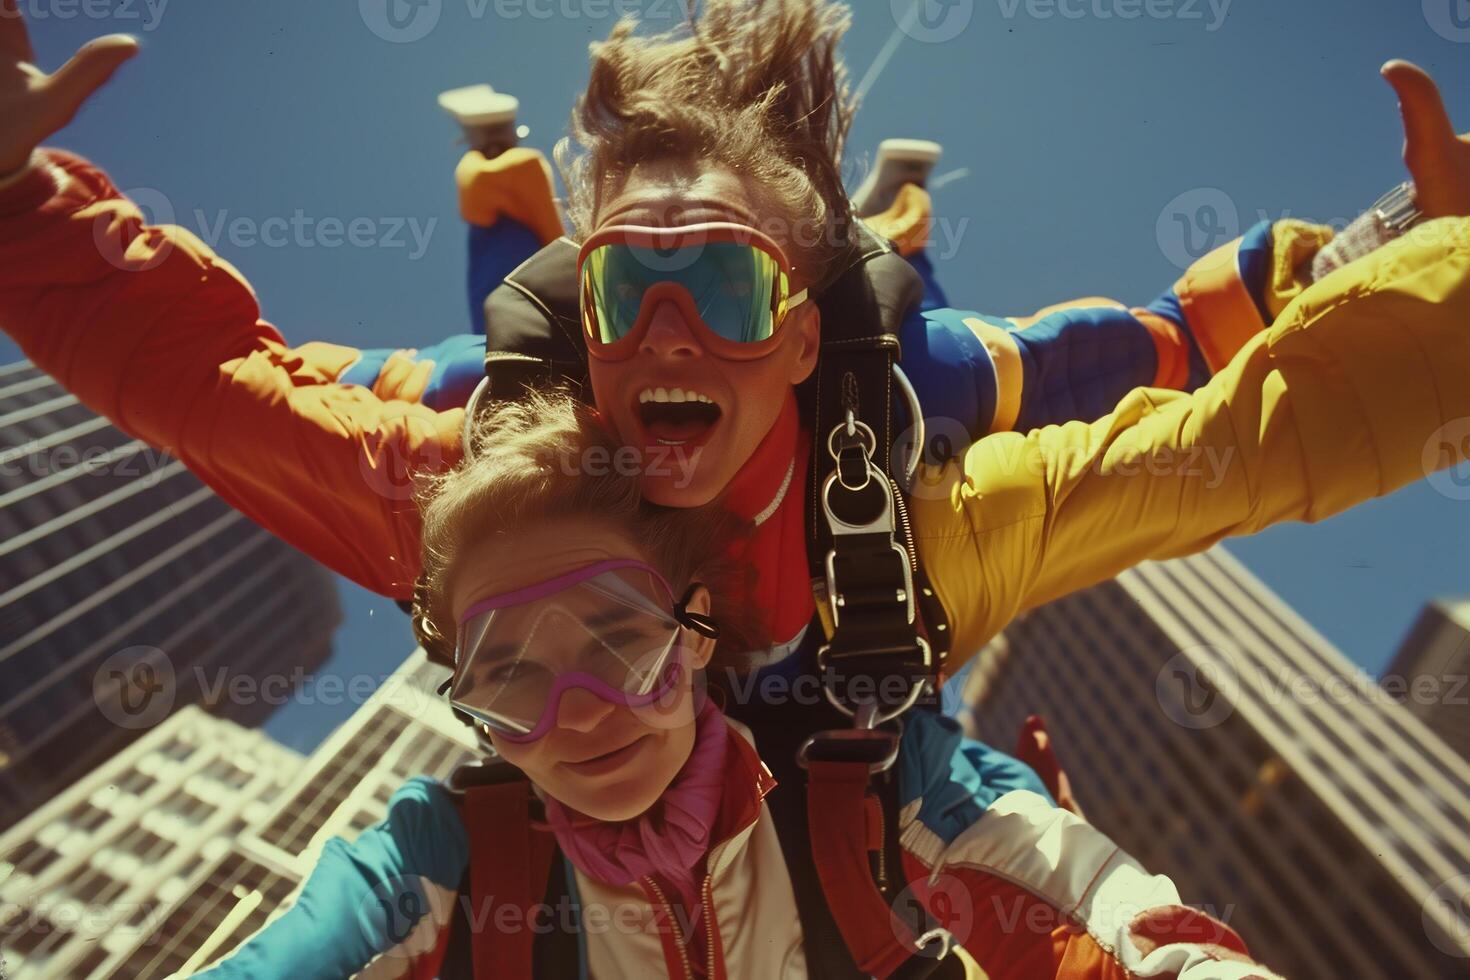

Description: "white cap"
437 84 519 127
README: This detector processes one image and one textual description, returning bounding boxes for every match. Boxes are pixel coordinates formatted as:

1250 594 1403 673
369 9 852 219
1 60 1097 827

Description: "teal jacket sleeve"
197 777 469 978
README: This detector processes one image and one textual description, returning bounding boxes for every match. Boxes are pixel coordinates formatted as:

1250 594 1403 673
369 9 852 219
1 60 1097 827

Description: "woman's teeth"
638 386 714 405
635 386 723 446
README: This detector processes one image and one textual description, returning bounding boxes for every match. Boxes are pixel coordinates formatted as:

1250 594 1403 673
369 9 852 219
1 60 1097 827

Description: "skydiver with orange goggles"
578 221 809 362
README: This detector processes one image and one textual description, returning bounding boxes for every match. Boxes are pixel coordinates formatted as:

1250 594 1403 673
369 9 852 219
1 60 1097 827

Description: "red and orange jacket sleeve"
0 149 461 599
904 791 1286 979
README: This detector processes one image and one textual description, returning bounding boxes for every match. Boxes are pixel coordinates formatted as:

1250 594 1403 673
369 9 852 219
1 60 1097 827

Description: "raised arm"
915 212 1470 660
0 14 461 597
905 60 1470 446
0 150 461 598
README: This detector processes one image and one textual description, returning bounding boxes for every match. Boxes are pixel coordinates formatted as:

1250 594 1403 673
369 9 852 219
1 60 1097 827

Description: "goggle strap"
674 583 721 640
788 287 809 310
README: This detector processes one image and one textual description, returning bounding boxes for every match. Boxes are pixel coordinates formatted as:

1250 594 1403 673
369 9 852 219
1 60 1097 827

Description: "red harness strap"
463 780 558 979
806 760 922 979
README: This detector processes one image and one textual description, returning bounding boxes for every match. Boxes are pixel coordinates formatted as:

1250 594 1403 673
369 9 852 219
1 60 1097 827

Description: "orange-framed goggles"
577 222 810 361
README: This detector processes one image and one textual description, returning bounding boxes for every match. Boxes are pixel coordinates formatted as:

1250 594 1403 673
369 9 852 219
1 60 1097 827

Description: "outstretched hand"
0 0 137 174
1383 60 1470 219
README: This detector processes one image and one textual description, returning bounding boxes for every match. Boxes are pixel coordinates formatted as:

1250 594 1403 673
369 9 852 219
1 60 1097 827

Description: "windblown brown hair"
413 390 764 671
557 0 860 288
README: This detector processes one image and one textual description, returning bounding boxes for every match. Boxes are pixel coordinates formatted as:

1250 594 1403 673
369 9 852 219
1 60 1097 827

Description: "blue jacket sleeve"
900 220 1294 449
467 218 542 334
198 777 469 978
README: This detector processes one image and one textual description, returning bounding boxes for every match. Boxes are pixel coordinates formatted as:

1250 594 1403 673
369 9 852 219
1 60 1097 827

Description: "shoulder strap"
480 236 588 400
449 762 564 979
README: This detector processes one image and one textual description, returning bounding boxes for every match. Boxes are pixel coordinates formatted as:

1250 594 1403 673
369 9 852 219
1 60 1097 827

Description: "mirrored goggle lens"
450 566 682 736
582 241 787 347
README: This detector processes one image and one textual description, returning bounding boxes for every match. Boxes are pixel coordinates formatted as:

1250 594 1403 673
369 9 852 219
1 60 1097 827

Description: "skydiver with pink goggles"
448 557 719 743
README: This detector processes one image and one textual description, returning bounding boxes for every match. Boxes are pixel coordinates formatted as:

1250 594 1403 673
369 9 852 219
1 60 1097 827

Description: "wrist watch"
1371 181 1424 237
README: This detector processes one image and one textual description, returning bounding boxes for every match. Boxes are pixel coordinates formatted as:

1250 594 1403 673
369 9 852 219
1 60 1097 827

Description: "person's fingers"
1 0 37 64
38 33 137 129
1382 60 1457 172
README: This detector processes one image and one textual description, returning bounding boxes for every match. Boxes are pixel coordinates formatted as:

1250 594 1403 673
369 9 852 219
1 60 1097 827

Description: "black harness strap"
481 236 587 399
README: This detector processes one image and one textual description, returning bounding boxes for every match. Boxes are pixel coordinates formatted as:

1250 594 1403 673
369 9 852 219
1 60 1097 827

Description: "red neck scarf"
717 392 814 651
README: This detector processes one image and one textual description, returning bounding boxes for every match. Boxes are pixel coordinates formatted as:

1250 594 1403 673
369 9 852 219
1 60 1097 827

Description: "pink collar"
544 698 732 900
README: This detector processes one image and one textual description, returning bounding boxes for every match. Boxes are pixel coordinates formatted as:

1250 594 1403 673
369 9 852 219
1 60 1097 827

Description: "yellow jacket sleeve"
912 217 1470 663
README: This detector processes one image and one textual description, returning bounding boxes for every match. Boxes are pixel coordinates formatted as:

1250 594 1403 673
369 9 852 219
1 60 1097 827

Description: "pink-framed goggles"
445 559 719 743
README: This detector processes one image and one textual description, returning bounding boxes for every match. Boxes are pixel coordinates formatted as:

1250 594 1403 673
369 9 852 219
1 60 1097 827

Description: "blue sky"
7 0 1469 750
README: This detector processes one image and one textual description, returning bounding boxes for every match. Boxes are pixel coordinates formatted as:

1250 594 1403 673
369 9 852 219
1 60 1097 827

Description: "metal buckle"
820 458 915 629
822 539 916 631
796 702 902 774
913 928 956 961
815 636 933 725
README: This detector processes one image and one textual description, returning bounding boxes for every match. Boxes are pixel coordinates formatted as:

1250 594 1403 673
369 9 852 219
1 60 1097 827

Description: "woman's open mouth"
634 386 723 447
562 733 654 777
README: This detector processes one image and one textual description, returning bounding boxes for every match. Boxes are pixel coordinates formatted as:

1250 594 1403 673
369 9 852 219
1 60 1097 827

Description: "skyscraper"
0 648 471 979
0 704 306 978
1382 598 1470 765
0 360 340 829
961 546 1470 979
